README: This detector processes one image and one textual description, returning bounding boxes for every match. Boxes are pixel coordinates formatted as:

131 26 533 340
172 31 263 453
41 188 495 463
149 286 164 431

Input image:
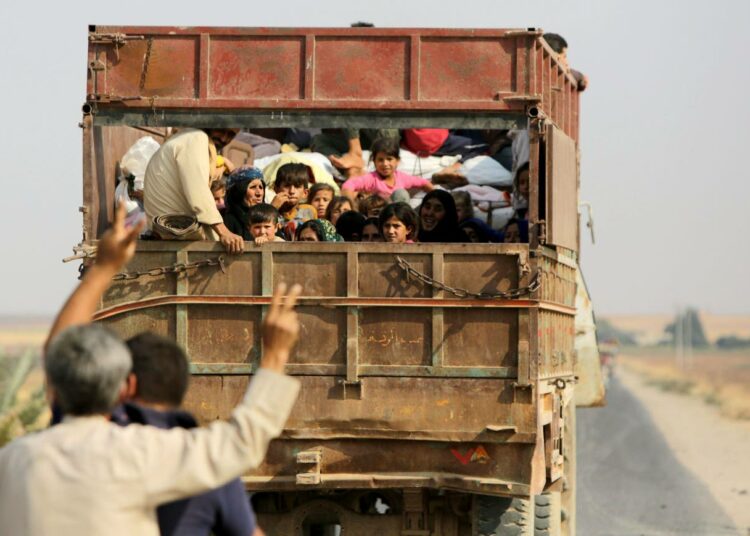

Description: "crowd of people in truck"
117 125 532 252
114 31 586 254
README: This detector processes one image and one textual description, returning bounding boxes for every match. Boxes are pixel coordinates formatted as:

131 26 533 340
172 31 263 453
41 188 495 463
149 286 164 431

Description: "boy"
271 163 316 240
248 203 285 245
211 176 227 214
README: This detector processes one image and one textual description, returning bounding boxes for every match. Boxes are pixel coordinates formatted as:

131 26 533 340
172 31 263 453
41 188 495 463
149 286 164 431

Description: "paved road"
576 375 739 536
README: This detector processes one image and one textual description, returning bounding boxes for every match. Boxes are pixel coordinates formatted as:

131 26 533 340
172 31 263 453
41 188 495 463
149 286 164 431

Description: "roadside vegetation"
619 348 750 421
0 350 48 447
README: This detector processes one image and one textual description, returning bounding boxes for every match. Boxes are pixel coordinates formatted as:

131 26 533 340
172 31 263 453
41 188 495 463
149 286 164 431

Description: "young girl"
361 217 382 242
307 183 336 219
325 196 354 226
378 202 419 243
341 137 434 202
417 190 468 243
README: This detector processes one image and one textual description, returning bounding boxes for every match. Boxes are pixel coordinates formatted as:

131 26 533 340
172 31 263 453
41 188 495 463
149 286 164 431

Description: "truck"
80 25 604 535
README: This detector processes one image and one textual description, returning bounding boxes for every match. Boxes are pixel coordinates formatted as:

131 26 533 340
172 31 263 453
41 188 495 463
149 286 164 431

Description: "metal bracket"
537 220 547 244
87 93 144 104
296 448 322 485
401 489 429 535
337 378 363 400
88 32 144 60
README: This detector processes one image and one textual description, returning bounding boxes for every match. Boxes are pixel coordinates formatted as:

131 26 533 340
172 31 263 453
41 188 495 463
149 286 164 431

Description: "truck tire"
474 495 533 536
561 401 577 536
534 493 561 536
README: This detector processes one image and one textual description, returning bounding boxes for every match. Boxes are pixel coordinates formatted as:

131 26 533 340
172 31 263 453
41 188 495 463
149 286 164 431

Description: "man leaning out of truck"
144 128 246 253
0 204 301 535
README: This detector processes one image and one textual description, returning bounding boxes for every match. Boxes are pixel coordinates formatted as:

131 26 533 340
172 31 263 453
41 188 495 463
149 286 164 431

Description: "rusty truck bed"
95 242 576 497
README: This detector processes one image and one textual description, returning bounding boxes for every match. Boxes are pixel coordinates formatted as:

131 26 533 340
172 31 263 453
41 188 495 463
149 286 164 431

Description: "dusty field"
621 348 750 421
606 313 750 345
0 320 49 351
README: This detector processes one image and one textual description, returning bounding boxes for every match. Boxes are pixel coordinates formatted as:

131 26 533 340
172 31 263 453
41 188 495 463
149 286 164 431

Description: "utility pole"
685 310 693 370
675 307 684 370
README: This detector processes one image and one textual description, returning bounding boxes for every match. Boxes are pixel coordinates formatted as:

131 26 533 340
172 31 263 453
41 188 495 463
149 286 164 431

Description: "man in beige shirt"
144 128 244 253
0 205 301 535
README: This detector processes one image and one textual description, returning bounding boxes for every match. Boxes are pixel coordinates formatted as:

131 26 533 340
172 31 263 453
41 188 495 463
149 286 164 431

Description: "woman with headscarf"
295 219 344 242
417 190 468 243
222 166 266 240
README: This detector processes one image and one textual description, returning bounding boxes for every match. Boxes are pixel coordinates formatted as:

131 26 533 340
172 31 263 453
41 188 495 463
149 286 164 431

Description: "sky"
0 0 748 316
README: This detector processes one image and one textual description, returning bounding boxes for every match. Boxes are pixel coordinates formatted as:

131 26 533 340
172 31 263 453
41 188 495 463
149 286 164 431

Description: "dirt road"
577 369 746 535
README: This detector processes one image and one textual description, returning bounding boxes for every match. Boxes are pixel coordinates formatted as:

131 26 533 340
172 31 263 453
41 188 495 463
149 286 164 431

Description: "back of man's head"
126 333 189 408
45 325 132 416
543 33 568 54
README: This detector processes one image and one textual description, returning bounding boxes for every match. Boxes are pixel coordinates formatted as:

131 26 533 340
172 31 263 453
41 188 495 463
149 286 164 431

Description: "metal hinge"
537 220 547 244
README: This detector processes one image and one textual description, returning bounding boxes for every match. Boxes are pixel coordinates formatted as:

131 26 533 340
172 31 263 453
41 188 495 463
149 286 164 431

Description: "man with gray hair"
0 204 302 536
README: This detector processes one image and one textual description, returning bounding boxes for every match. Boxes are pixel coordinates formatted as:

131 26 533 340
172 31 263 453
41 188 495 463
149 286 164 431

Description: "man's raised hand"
96 201 144 274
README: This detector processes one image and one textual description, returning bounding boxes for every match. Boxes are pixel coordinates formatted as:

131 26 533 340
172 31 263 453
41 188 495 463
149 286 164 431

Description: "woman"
223 167 266 240
295 219 343 242
417 190 467 243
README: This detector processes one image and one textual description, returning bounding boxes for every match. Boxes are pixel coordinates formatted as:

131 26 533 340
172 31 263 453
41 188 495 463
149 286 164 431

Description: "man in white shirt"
0 204 301 535
144 128 245 253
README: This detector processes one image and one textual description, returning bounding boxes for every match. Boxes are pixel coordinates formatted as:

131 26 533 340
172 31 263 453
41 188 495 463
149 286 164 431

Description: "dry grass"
606 313 750 344
0 321 49 350
621 349 750 420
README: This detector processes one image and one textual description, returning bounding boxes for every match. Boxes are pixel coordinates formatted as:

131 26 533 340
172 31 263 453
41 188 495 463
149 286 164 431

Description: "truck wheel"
473 495 533 536
561 401 577 536
534 493 561 536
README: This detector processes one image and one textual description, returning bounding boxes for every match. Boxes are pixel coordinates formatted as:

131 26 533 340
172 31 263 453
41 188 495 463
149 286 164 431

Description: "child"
378 202 419 243
341 137 434 202
307 183 336 219
361 217 382 242
210 177 227 214
325 196 354 226
502 218 529 244
335 211 367 242
512 163 529 220
295 219 343 242
358 194 388 218
247 203 285 245
272 163 316 240
451 191 474 223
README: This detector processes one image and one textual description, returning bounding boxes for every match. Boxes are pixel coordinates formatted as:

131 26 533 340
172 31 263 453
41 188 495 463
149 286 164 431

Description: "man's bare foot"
431 172 468 188
330 151 365 171
432 163 468 188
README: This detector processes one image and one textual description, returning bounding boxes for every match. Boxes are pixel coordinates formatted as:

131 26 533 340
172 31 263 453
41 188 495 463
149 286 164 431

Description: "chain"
112 256 226 281
395 256 540 299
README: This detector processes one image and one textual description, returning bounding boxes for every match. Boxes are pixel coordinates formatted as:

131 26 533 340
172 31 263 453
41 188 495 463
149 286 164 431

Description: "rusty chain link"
396 256 540 300
112 256 226 281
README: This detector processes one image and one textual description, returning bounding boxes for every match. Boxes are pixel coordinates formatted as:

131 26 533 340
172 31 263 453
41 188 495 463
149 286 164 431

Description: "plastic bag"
120 136 161 190
459 156 513 187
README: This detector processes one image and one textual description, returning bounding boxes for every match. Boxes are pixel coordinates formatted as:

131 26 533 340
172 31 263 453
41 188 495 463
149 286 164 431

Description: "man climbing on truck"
144 128 245 253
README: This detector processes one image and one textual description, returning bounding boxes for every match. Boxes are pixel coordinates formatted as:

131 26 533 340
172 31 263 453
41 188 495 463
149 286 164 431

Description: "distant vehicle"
79 25 604 535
